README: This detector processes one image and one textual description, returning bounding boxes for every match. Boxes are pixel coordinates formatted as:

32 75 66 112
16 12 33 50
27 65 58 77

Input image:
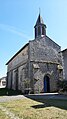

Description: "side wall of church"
7 45 29 92
7 45 28 72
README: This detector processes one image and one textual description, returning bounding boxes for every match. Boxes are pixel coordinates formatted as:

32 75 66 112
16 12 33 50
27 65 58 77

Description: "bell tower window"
38 26 41 36
42 26 45 35
35 27 37 38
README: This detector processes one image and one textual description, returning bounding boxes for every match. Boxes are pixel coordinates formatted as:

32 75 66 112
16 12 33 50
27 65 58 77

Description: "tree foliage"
58 80 67 91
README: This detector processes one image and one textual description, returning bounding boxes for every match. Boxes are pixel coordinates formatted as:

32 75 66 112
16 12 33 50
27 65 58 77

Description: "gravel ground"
0 95 26 102
0 93 67 103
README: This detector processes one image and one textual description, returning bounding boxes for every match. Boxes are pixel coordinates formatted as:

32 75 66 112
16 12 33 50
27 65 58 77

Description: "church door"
44 75 50 93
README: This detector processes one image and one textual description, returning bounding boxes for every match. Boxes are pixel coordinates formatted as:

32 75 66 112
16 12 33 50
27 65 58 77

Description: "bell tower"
34 13 47 39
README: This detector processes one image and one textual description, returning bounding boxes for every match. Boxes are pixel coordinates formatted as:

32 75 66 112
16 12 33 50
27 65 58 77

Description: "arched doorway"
44 75 50 93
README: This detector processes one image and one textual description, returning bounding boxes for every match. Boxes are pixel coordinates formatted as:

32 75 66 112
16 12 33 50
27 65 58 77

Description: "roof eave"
6 43 29 65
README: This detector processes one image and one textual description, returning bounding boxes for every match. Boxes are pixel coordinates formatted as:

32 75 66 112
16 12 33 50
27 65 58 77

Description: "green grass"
0 110 9 119
0 98 67 119
0 88 67 119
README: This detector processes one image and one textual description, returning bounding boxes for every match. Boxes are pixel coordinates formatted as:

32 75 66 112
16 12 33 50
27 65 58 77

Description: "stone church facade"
6 14 63 93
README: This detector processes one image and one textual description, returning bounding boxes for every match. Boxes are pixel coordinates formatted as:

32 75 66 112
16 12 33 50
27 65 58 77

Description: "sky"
0 0 67 78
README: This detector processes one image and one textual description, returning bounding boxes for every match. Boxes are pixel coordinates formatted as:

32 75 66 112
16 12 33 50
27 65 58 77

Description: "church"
6 13 63 93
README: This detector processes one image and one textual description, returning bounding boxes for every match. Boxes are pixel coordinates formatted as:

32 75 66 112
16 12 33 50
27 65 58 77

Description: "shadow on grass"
32 104 47 109
25 94 67 110
0 88 22 96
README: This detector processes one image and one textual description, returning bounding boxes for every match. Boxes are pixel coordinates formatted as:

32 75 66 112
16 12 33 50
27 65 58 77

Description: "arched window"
44 75 50 92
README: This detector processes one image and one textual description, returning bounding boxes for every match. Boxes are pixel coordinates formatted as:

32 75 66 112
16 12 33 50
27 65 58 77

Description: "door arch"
44 75 50 93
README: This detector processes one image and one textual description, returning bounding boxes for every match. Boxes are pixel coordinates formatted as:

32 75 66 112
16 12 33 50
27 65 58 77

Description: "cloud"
0 23 30 39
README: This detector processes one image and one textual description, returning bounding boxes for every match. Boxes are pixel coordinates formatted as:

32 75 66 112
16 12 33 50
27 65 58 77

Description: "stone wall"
46 36 61 52
28 36 62 93
62 49 67 80
7 45 29 91
29 36 61 63
7 45 28 72
7 62 29 93
29 61 59 93
18 63 29 93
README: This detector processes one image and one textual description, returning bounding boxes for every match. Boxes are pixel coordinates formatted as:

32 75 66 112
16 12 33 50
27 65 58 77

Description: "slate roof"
62 48 67 52
34 13 46 28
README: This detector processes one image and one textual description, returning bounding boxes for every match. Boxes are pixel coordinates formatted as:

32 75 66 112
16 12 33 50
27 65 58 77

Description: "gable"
46 36 61 52
29 36 61 63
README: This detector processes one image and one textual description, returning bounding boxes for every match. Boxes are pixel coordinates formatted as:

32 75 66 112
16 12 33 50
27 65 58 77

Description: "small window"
38 26 41 36
35 28 37 38
42 26 45 35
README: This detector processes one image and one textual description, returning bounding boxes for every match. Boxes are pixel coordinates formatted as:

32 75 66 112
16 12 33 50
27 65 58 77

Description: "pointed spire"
34 13 47 39
35 13 44 25
39 8 41 14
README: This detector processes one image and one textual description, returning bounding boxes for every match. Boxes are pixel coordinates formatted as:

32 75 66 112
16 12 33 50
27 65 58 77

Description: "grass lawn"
0 98 67 119
0 110 9 119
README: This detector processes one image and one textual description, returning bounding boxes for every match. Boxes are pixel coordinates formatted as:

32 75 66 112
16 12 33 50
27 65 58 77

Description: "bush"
57 80 67 91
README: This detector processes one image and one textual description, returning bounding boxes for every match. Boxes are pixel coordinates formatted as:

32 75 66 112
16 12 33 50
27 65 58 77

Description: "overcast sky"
0 0 67 78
